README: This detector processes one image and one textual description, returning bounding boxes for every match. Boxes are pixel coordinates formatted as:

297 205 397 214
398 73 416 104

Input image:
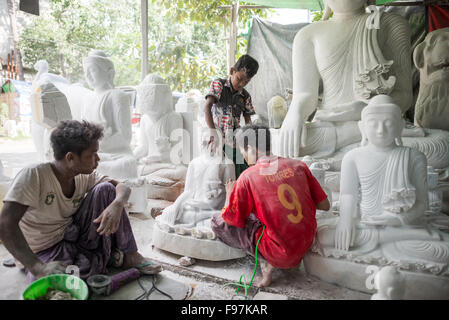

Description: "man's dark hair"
50 120 104 160
233 54 259 78
235 124 271 154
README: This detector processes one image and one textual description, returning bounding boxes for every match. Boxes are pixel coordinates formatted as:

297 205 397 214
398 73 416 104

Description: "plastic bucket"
22 274 89 300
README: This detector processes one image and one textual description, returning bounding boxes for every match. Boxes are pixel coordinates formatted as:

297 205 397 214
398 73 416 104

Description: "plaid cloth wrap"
205 78 255 134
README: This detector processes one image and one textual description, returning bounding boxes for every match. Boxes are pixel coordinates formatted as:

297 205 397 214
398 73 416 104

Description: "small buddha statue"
313 95 449 270
156 129 235 239
133 74 187 201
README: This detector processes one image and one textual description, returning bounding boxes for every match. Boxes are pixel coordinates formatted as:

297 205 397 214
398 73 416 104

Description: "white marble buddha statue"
81 50 137 180
313 95 449 271
278 0 449 172
156 130 235 239
133 74 187 201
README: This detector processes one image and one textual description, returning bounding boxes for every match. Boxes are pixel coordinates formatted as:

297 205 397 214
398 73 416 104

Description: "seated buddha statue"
278 0 449 172
133 74 187 201
81 50 137 180
313 95 449 271
156 129 235 239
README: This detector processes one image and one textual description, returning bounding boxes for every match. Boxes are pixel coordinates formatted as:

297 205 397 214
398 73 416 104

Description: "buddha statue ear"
358 120 368 146
395 118 405 146
322 1 332 21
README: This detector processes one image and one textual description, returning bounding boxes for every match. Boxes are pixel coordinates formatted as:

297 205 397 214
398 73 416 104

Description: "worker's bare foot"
123 252 163 274
256 257 275 288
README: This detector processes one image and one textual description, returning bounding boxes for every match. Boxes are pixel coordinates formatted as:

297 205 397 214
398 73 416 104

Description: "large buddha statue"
304 95 449 299
152 130 245 261
81 50 137 180
133 74 187 201
277 0 449 172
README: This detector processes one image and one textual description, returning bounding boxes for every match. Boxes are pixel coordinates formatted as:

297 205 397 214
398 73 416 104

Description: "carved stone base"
152 223 246 261
303 252 449 299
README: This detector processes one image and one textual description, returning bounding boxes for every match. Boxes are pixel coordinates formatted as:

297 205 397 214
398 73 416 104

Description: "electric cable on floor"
222 225 266 300
134 274 174 300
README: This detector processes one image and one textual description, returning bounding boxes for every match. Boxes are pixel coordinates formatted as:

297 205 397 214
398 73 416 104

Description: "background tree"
19 0 268 93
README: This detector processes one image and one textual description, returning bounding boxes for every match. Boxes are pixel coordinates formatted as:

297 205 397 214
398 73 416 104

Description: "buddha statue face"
360 95 404 148
136 74 172 119
200 130 219 158
83 50 115 91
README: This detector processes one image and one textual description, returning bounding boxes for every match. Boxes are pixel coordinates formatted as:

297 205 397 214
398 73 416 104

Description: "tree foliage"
19 0 268 93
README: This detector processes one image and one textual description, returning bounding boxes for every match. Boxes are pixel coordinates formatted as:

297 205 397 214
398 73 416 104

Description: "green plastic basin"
22 274 89 300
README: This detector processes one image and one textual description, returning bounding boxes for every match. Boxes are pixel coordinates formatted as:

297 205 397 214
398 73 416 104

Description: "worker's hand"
93 201 123 236
225 179 236 196
32 261 68 279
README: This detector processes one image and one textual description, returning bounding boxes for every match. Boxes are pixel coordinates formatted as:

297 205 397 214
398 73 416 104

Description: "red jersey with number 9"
221 156 327 269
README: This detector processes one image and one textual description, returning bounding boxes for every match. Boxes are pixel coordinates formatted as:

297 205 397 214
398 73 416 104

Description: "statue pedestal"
303 252 449 299
152 223 246 261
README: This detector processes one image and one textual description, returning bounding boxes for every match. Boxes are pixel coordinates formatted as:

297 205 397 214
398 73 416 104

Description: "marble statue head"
136 73 173 119
200 128 222 158
359 95 404 147
413 28 449 130
414 27 449 84
323 0 374 20
373 266 406 300
34 60 49 74
83 50 115 90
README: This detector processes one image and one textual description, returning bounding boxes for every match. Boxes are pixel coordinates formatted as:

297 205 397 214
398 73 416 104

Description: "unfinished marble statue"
275 0 449 172
371 266 406 300
152 131 246 261
82 50 137 180
413 27 449 131
175 89 202 121
32 82 73 161
267 96 287 129
133 74 187 201
175 89 203 159
303 95 449 299
31 60 71 161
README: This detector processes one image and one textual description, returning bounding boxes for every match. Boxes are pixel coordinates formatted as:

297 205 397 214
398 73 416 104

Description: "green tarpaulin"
247 0 401 11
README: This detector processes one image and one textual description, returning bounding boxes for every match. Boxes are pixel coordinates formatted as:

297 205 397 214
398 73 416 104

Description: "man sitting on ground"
211 124 330 287
0 120 162 281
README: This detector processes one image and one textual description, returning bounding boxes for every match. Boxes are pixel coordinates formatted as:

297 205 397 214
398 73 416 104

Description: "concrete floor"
0 137 370 300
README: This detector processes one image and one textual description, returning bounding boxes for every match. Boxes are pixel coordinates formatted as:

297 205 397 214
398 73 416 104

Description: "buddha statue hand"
155 136 171 153
279 112 306 158
335 213 356 251
140 155 163 165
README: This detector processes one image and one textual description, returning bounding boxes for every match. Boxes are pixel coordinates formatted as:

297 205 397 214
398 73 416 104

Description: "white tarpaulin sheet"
246 17 308 123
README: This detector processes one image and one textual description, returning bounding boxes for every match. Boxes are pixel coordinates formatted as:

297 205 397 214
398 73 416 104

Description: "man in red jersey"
211 124 330 287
